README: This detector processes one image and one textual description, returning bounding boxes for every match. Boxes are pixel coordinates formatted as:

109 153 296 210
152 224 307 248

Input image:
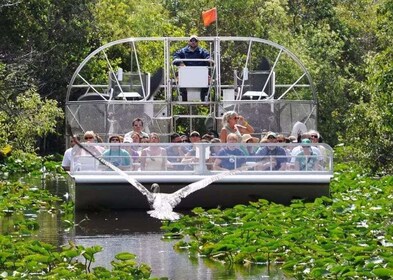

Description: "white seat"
178 66 208 88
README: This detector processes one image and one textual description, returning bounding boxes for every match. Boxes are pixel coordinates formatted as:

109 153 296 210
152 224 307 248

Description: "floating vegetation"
162 163 393 279
0 163 156 279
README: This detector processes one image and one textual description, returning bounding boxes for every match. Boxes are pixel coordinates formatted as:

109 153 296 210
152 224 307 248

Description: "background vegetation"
1 0 392 173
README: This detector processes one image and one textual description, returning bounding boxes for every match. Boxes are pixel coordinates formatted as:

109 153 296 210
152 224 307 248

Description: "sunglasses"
189 39 198 42
190 134 199 137
84 136 94 140
111 139 120 142
277 140 284 143
311 135 318 138
234 117 239 120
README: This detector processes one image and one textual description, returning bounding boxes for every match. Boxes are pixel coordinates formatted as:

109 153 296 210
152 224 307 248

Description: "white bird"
144 165 251 220
72 137 254 221
104 158 251 221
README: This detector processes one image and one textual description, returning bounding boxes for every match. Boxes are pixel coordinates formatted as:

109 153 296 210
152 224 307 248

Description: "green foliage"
338 1 393 175
0 168 155 279
163 163 393 279
0 62 64 153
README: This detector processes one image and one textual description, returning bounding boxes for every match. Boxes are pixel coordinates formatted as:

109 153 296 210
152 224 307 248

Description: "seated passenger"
72 131 104 171
83 130 105 153
309 129 328 169
62 135 79 171
206 138 221 170
255 132 287 171
293 139 321 171
213 133 246 171
182 131 200 166
166 133 188 170
140 133 167 171
102 135 132 171
123 131 141 170
240 134 259 160
290 132 322 166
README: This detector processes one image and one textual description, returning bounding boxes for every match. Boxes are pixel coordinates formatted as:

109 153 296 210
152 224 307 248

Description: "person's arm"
61 150 71 171
237 115 255 134
213 158 226 170
181 150 194 164
173 48 185 66
220 128 227 143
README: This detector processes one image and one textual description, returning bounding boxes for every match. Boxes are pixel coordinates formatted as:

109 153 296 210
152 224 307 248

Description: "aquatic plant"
0 166 157 279
0 237 153 279
162 163 393 279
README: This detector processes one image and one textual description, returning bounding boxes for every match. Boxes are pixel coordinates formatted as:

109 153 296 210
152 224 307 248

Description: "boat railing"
70 142 333 176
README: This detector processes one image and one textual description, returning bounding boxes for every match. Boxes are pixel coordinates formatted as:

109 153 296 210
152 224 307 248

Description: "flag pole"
215 7 218 36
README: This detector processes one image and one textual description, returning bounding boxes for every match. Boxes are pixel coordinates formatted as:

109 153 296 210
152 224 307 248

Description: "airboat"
66 36 334 210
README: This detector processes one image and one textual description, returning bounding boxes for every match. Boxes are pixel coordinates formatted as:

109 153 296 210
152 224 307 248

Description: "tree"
0 62 63 153
340 0 393 174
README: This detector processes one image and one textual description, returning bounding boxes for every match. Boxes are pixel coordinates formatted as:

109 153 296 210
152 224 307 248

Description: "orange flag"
202 7 217 27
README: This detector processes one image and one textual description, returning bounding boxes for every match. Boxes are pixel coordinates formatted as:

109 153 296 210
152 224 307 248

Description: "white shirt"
61 147 73 169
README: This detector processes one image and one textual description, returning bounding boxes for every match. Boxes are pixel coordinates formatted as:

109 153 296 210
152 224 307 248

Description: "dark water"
26 175 289 279
68 210 287 280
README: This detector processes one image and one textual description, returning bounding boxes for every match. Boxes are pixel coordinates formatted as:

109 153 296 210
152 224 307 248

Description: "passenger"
62 135 80 171
72 131 104 171
206 137 221 170
288 135 297 143
290 132 322 166
293 139 321 171
83 131 105 153
201 133 214 142
173 35 211 101
166 133 188 170
180 134 192 151
123 131 140 170
276 134 286 144
182 131 201 168
102 135 132 171
213 133 246 171
309 129 328 168
140 133 167 171
124 118 149 142
240 134 259 160
141 135 150 143
220 111 254 143
277 133 291 158
181 134 190 143
255 132 287 171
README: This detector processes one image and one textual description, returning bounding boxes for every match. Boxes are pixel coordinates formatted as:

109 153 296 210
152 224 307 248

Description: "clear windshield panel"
70 142 333 175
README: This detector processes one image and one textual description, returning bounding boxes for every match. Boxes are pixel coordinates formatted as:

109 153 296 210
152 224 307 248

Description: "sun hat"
266 132 277 139
241 134 259 143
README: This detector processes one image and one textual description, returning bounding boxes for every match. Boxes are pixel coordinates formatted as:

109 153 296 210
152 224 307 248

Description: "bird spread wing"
171 163 256 205
72 137 154 203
